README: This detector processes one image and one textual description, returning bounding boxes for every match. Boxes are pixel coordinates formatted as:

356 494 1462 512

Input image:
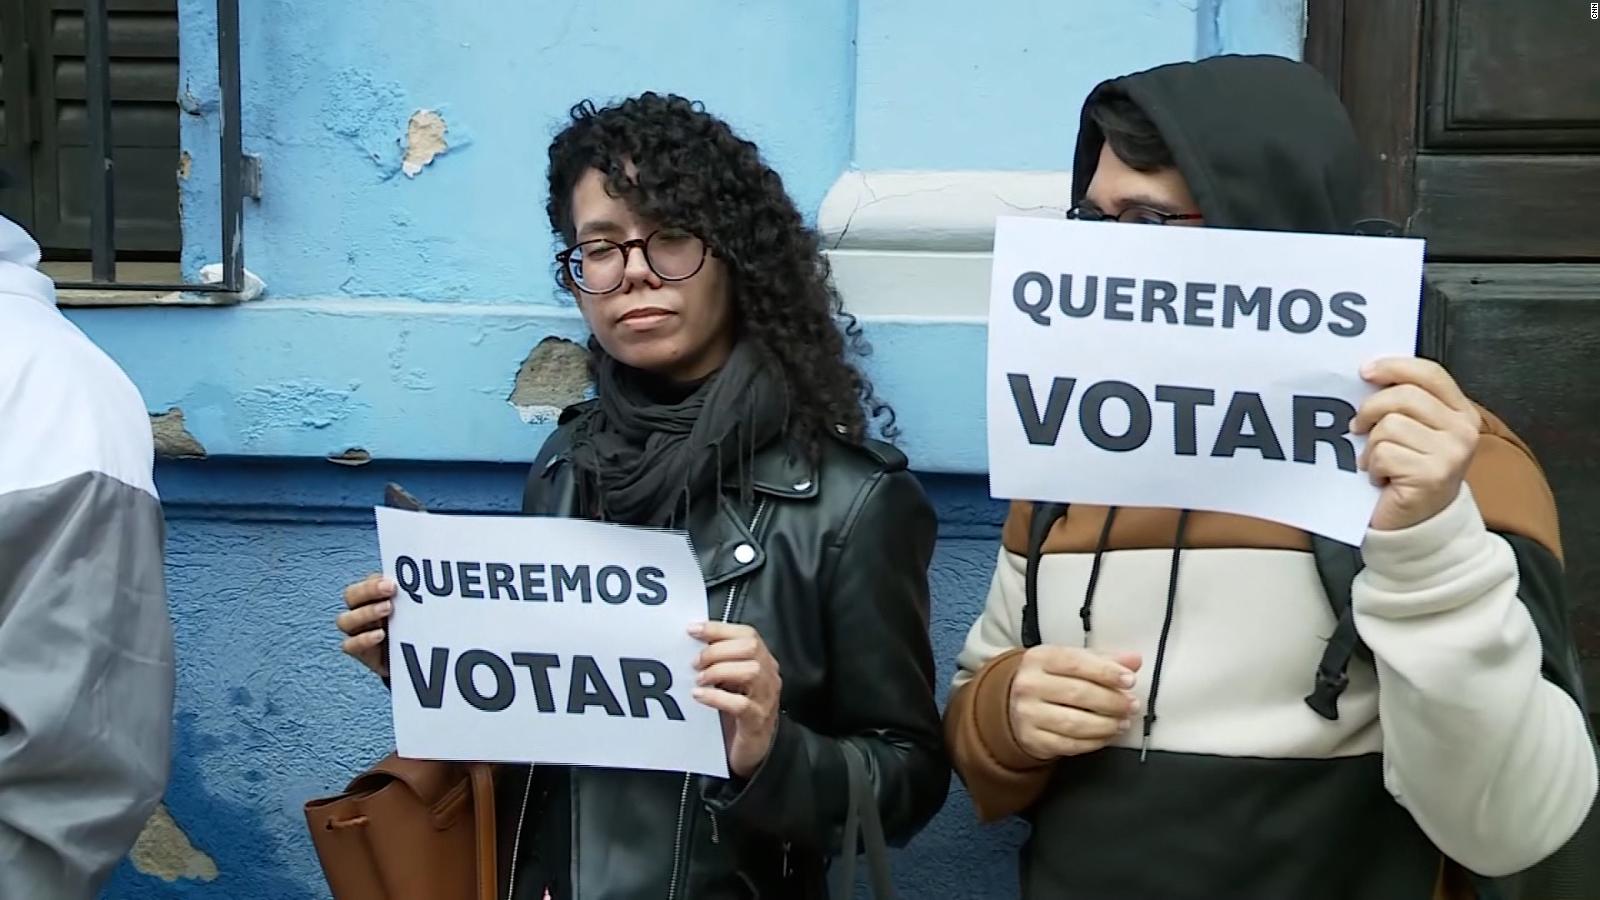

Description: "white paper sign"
375 507 728 779
987 216 1425 544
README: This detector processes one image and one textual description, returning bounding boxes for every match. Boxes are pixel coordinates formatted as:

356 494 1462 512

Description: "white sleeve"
952 547 1028 690
1354 485 1597 877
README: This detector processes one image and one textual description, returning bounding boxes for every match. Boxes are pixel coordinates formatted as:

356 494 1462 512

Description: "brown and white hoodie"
946 55 1597 900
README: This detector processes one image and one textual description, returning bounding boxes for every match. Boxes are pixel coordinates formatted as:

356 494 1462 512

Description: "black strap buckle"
1304 668 1351 722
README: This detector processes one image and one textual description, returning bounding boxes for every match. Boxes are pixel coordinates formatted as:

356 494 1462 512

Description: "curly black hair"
545 92 896 454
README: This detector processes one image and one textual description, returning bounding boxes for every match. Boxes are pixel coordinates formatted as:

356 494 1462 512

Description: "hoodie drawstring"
1141 509 1190 762
1077 508 1120 647
1023 504 1192 763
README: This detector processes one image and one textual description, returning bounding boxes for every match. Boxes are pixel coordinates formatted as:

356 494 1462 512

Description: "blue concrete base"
102 458 1026 899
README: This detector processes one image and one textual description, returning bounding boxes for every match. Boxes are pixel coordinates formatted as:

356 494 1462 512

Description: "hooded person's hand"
1353 357 1482 532
1008 645 1142 761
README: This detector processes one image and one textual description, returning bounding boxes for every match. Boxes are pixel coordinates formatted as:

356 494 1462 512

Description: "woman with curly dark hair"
335 92 949 898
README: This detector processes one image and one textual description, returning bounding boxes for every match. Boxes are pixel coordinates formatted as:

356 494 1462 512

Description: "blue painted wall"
854 0 1196 170
79 1 1305 896
176 0 856 301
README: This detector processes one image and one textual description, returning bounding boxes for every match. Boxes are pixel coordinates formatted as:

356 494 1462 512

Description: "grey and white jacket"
0 215 174 899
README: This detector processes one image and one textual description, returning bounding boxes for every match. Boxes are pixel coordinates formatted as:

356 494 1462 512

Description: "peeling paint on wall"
328 447 372 466
130 804 219 883
151 408 208 459
508 337 591 424
235 380 364 447
178 151 193 181
401 109 449 178
176 81 215 117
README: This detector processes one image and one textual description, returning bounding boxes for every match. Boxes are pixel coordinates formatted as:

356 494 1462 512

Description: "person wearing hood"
945 55 1595 899
0 214 175 898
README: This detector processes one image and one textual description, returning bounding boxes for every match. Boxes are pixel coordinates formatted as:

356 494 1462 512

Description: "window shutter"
27 0 180 256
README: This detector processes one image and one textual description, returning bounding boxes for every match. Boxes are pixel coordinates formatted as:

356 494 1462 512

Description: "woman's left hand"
690 621 782 779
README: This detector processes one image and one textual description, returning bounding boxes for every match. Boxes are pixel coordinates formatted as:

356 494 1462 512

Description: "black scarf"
566 340 788 526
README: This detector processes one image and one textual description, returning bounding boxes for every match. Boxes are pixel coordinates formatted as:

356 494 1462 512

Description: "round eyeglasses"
555 229 708 295
1067 203 1203 226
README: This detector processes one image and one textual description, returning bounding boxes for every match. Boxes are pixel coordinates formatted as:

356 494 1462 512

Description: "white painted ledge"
819 169 1071 317
818 169 1072 250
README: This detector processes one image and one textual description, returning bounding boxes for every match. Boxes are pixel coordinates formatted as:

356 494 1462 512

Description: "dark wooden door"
1309 0 1600 261
1309 1 1600 895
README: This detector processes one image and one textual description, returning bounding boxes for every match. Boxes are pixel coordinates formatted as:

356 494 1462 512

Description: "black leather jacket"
494 405 949 899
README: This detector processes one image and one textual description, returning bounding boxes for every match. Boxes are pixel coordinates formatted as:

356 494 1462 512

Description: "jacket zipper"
665 775 696 900
667 497 770 900
504 768 535 900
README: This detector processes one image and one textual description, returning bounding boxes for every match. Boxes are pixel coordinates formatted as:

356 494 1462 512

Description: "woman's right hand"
338 574 396 679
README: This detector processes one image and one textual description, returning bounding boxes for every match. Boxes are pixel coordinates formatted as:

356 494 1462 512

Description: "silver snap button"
792 479 813 492
733 543 757 565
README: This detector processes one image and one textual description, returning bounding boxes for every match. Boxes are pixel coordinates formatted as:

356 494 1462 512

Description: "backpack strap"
1021 502 1070 648
1305 534 1369 721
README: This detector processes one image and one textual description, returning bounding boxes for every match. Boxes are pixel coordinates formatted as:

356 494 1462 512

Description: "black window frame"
52 0 244 293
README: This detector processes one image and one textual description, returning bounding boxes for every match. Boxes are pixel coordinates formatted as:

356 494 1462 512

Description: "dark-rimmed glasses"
1067 203 1203 226
555 229 708 295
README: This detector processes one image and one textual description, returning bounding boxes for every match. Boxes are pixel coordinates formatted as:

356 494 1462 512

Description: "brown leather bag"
304 753 498 900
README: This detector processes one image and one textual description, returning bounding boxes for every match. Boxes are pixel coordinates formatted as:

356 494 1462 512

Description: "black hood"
1072 54 1369 235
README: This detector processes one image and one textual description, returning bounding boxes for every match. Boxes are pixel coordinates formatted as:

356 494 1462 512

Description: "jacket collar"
693 437 817 589
745 437 819 501
688 492 767 590
540 430 817 590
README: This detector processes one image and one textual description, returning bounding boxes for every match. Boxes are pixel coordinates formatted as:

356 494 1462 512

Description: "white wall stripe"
820 170 1073 318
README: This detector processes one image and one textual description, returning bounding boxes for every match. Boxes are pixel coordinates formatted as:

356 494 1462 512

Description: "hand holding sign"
1354 357 1482 532
987 217 1426 543
376 507 729 778
337 483 426 682
691 621 782 778
338 574 396 679
1008 646 1143 761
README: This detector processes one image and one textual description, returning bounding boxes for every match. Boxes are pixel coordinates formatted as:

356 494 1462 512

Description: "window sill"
43 261 245 307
